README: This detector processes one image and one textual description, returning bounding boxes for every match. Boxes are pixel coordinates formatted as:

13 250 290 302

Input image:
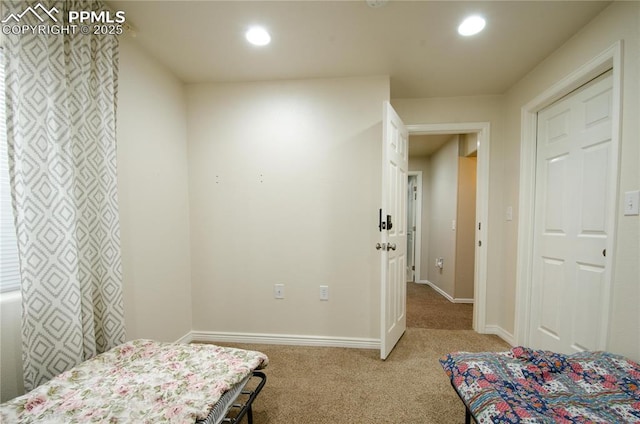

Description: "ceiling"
409 134 452 158
109 0 610 98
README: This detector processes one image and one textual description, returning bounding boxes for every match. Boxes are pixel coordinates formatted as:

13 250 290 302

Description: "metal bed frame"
221 371 267 424
463 406 475 424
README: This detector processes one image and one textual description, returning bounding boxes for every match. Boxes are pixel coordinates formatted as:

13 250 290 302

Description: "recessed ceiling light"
246 26 271 46
458 16 486 36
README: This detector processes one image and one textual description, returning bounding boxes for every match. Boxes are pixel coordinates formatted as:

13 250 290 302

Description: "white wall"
427 136 459 297
117 38 192 342
0 292 23 401
504 1 639 360
459 133 479 157
187 76 389 342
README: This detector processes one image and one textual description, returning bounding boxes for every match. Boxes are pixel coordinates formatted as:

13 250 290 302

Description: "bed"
0 339 268 424
440 346 640 423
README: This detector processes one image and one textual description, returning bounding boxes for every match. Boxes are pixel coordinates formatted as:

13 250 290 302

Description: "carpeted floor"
407 282 474 330
214 282 509 423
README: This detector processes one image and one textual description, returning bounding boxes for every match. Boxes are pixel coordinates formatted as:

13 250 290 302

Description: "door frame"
514 41 623 347
406 122 490 333
407 172 423 283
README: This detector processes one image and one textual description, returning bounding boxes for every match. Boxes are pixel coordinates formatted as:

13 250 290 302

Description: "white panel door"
380 102 408 360
530 71 614 353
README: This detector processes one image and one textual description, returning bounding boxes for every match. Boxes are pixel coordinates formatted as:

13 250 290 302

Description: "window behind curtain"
0 49 21 293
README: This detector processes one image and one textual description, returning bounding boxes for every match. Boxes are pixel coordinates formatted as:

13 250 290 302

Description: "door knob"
376 243 385 251
388 243 396 251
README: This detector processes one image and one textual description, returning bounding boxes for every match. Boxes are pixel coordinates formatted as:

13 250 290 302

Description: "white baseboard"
180 331 380 350
179 327 514 350
483 325 516 346
418 280 475 304
175 333 193 344
452 297 474 304
177 326 514 350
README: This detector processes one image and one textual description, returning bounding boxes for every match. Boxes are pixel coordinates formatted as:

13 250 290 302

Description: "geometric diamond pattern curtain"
4 0 125 391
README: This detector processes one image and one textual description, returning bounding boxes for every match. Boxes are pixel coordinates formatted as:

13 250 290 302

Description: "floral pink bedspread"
0 339 268 424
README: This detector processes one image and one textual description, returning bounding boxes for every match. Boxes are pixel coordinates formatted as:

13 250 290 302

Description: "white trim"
515 41 623 348
484 325 516 347
406 122 490 334
175 333 193 344
182 331 380 349
408 171 423 283
423 280 452 301
420 280 475 304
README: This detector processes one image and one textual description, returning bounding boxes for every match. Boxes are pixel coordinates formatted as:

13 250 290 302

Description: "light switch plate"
320 285 329 301
274 284 285 299
624 191 640 216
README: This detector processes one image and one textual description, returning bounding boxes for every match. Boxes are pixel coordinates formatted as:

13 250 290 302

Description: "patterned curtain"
4 0 125 390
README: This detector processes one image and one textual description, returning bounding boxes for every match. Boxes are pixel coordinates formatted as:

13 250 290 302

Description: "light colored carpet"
213 283 510 423
407 282 474 330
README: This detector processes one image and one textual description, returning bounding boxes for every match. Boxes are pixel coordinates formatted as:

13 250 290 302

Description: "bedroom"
1 0 638 421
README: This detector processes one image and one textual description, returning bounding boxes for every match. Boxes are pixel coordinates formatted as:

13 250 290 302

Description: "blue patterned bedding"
440 347 640 423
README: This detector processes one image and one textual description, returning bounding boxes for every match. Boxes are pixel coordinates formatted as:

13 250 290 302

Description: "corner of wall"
117 37 192 342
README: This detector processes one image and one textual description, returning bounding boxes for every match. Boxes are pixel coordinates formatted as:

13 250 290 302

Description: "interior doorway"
408 133 476 298
405 123 490 333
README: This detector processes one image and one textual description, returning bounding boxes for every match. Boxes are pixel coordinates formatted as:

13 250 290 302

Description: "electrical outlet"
320 285 329 301
274 284 284 299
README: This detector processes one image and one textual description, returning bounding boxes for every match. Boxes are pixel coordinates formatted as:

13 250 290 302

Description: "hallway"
406 282 473 330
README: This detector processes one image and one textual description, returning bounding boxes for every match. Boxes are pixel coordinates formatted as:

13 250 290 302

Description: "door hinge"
412 265 415 271
478 222 481 230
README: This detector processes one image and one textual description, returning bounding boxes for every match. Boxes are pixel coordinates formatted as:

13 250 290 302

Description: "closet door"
529 70 614 353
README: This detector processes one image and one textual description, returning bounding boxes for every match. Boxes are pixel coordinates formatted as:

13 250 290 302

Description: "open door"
379 102 408 360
